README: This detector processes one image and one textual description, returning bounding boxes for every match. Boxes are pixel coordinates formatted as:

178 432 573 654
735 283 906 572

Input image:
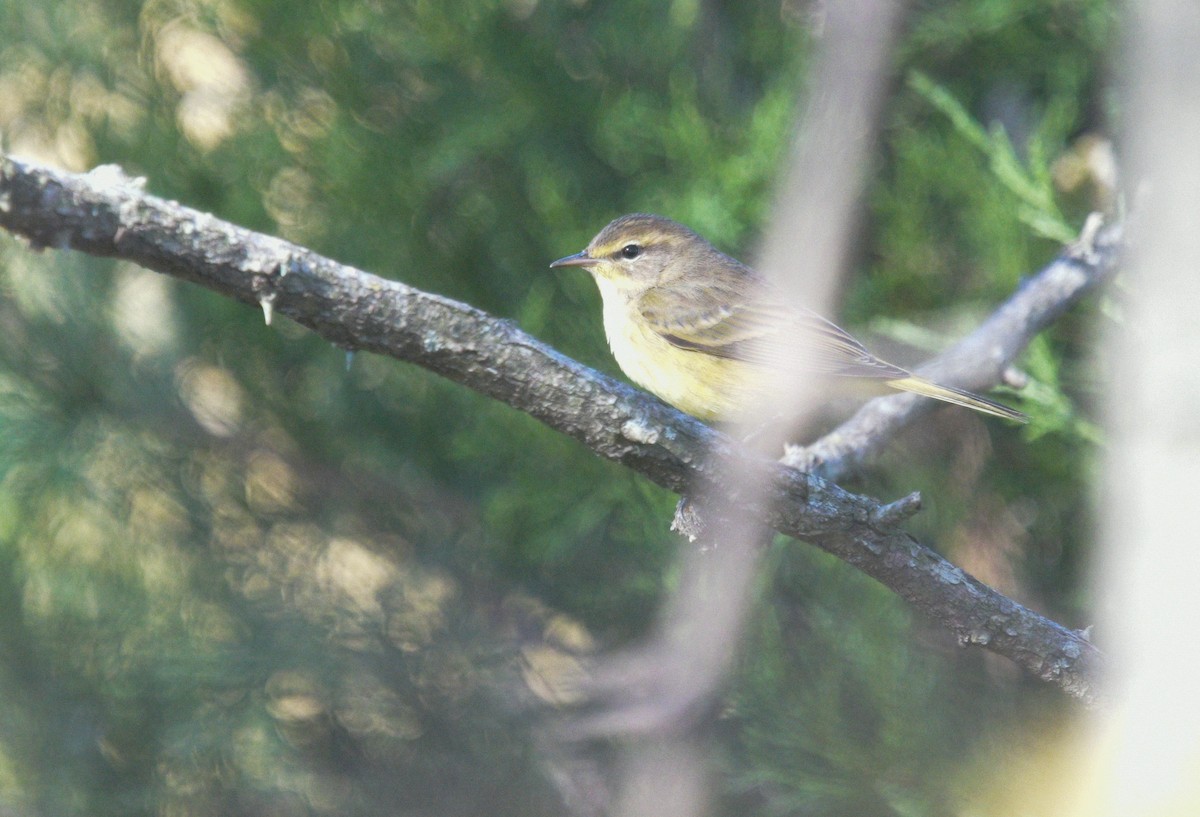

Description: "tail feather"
888 376 1028 423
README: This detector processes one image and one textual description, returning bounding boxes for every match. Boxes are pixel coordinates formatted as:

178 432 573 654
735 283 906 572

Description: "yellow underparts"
596 276 745 421
592 276 1026 424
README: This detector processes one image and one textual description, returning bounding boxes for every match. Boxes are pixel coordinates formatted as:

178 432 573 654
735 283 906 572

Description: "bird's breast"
594 277 746 421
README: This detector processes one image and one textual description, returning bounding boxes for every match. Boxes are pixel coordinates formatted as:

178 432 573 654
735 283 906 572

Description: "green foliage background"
0 1 1113 815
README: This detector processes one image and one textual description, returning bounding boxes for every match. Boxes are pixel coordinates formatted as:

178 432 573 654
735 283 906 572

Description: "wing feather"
637 280 910 380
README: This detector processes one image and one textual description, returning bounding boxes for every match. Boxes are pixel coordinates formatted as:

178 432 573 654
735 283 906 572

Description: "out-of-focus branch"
596 4 908 815
1092 0 1200 807
0 155 1105 703
788 214 1121 482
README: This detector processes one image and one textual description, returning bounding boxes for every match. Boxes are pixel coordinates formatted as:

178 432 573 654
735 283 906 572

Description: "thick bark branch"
0 156 1106 704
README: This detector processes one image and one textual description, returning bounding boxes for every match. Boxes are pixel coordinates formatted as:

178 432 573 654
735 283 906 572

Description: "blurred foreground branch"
0 155 1106 703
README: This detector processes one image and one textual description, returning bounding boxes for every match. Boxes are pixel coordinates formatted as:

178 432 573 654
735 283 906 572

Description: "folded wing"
637 280 910 380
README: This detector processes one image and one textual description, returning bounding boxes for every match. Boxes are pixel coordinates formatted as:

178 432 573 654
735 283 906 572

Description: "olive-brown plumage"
551 214 1026 424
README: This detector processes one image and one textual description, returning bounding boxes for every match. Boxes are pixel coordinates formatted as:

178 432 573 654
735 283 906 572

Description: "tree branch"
789 213 1121 481
0 155 1106 704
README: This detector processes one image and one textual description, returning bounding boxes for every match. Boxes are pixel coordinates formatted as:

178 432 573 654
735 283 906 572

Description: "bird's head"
549 214 714 296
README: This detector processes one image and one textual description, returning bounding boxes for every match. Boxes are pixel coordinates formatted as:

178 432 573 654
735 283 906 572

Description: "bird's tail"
888 376 1028 423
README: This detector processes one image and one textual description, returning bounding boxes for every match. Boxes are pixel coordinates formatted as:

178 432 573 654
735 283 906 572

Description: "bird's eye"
620 243 641 259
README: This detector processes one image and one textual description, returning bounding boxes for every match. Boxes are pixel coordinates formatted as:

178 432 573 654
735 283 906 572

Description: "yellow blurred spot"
1052 134 1118 209
521 644 589 706
111 266 179 362
48 502 113 568
544 613 597 653
153 23 252 151
244 450 298 514
960 713 1200 817
317 537 398 615
265 670 326 721
267 692 326 723
386 570 457 651
176 360 244 437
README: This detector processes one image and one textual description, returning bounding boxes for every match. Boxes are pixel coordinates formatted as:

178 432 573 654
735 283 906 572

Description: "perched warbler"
550 213 1026 424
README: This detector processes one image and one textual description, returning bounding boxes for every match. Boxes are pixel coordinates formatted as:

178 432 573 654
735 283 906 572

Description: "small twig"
871 491 923 528
786 214 1121 483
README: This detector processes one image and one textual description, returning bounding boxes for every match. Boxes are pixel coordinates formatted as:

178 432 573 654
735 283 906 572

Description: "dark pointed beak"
549 250 598 269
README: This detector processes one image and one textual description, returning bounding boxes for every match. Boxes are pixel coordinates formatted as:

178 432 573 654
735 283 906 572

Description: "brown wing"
637 280 910 380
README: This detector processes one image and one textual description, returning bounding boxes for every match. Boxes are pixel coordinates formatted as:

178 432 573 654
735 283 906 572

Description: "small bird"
550 214 1026 424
